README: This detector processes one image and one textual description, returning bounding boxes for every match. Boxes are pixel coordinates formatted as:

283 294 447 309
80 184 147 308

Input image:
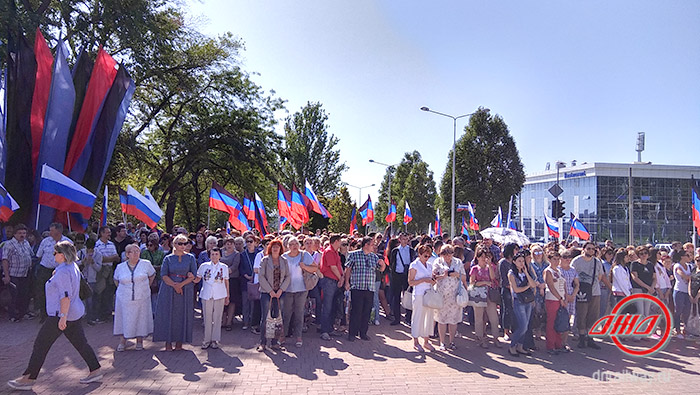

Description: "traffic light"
551 199 566 218
551 200 560 218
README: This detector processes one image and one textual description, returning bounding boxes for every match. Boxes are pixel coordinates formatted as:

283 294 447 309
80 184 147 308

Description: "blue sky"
188 0 700 204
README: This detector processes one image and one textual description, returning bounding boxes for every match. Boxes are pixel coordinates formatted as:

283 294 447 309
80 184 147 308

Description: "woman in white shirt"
195 247 229 349
672 250 692 339
653 249 673 307
408 245 436 353
611 249 633 305
114 244 156 351
282 237 315 347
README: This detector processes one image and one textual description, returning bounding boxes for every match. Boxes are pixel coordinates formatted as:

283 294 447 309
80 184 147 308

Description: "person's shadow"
204 348 243 374
263 343 349 380
155 350 206 381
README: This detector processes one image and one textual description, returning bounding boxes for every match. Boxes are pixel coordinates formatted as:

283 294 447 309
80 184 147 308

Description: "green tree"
282 102 347 197
2 0 287 230
375 151 437 234
439 108 525 232
327 186 354 233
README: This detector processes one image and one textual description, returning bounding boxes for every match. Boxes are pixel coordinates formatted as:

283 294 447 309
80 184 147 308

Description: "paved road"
1 315 698 394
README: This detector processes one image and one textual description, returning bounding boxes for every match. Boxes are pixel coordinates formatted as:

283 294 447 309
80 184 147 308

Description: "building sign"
564 170 586 179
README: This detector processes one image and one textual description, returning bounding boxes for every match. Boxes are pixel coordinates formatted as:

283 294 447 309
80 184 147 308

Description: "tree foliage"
326 186 353 234
3 0 287 230
282 102 347 197
439 108 525 231
375 151 437 233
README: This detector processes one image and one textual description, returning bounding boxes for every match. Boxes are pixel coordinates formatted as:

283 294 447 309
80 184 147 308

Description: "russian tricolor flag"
468 201 479 230
435 208 442 236
0 183 20 222
38 164 96 218
490 207 503 228
125 185 162 228
403 201 413 225
304 180 331 219
385 199 397 223
569 213 590 240
544 211 560 238
100 185 108 226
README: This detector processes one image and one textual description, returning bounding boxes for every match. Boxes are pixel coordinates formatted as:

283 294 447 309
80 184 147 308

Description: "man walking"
389 233 416 325
2 224 35 322
344 237 386 341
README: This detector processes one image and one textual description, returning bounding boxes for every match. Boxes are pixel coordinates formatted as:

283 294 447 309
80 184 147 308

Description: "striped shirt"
559 266 579 315
347 250 380 291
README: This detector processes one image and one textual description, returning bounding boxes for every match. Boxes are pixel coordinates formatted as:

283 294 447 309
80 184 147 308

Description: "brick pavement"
1 315 699 394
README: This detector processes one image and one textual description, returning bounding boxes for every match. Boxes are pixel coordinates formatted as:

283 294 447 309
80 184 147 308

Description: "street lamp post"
421 106 488 239
369 159 400 234
346 183 376 208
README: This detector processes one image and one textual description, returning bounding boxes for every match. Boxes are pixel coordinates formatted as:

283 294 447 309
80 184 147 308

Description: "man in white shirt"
35 223 72 320
95 226 120 322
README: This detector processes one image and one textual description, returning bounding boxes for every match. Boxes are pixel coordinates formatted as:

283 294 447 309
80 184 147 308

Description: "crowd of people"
3 220 700 390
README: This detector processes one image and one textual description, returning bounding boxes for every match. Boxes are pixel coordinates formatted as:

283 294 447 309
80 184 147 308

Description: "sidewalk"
1 316 698 394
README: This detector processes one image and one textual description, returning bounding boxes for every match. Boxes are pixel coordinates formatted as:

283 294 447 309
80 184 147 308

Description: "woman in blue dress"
153 234 197 351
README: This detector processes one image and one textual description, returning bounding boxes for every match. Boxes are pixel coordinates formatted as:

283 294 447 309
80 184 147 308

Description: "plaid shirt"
347 250 380 291
2 238 34 277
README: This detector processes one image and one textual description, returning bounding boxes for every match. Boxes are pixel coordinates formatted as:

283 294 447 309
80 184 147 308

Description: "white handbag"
687 303 700 337
456 281 469 308
423 287 444 309
401 288 413 310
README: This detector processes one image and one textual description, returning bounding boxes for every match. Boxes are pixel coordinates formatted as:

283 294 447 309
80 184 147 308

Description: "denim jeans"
241 280 252 326
511 297 533 347
673 290 691 332
260 293 283 344
372 281 381 322
308 283 322 323
319 277 338 334
84 282 100 321
599 286 611 318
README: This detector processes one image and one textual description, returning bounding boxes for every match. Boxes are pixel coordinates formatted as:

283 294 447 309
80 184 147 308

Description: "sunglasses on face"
175 242 188 246
53 251 63 256
421 254 431 258
246 240 254 243
341 243 348 247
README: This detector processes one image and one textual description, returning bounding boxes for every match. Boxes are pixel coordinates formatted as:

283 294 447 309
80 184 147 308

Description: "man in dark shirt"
111 224 134 260
389 233 416 325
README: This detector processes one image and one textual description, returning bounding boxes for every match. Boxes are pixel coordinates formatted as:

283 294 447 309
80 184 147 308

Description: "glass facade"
518 168 697 245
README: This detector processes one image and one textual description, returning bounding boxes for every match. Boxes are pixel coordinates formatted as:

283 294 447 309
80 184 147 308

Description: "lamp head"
420 107 430 111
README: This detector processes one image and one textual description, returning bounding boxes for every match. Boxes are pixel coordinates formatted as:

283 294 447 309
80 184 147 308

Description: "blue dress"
153 253 197 343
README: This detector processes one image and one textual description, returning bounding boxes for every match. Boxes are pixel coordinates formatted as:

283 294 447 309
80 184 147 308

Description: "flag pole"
35 204 41 230
66 212 72 233
693 175 697 248
207 206 211 231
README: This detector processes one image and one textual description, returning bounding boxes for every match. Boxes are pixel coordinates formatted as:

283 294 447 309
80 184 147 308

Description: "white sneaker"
79 371 103 384
201 341 211 349
210 341 219 349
